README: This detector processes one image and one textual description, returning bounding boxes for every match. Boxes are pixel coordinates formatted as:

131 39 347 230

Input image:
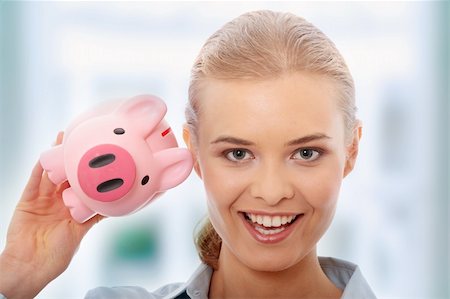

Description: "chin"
239 250 302 273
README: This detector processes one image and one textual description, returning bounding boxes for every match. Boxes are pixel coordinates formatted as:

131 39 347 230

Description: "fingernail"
52 131 63 146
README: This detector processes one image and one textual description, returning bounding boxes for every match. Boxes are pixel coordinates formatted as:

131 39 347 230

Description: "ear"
115 95 167 137
154 147 194 191
183 124 202 179
343 121 362 178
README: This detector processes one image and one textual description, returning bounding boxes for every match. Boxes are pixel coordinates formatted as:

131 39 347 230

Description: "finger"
39 169 59 197
85 214 105 228
54 131 64 146
55 180 70 196
21 160 45 201
77 214 106 239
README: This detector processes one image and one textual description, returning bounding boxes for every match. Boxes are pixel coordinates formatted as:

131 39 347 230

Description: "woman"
0 10 376 299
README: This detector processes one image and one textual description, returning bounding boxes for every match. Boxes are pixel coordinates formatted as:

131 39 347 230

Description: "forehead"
196 72 345 142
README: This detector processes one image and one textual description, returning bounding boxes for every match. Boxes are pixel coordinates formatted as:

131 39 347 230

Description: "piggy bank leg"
62 188 97 223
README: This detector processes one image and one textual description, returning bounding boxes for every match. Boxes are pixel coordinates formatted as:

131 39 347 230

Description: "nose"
249 161 295 205
78 144 136 202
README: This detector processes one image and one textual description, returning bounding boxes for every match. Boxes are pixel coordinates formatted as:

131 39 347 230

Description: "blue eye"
225 149 253 162
292 149 320 161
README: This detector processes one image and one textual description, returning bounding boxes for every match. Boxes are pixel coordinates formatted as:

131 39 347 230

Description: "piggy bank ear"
154 148 194 191
115 95 167 137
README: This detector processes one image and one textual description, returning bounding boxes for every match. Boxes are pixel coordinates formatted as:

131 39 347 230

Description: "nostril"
97 178 124 193
89 154 116 168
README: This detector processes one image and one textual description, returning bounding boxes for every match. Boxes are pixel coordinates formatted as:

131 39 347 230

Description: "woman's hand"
0 132 104 299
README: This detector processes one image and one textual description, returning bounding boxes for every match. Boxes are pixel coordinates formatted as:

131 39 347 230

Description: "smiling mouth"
243 212 302 236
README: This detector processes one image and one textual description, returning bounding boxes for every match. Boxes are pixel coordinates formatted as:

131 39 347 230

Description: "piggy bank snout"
78 144 137 202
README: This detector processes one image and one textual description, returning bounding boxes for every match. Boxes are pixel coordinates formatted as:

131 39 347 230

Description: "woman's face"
188 72 360 272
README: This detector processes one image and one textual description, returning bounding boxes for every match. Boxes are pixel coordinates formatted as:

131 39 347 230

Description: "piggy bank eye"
141 175 150 185
114 128 125 135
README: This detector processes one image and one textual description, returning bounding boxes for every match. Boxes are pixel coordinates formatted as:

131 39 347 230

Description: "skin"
184 72 362 298
0 133 104 299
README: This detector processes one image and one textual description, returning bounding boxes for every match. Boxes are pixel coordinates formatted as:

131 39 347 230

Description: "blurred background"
0 1 448 299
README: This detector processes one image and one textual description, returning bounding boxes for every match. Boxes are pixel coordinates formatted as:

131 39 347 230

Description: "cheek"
300 161 344 209
202 166 243 204
200 151 249 204
199 157 248 232
298 161 344 245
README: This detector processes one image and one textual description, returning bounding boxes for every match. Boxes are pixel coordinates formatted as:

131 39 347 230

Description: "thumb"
77 214 106 238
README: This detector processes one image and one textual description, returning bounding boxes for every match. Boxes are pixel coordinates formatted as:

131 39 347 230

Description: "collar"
163 263 212 299
166 257 376 299
319 257 377 298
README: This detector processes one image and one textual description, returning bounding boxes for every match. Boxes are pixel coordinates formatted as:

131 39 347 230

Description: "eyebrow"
210 133 331 146
284 133 332 146
211 136 254 146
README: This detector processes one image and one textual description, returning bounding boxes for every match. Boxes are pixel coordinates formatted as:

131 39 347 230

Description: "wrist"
0 251 43 299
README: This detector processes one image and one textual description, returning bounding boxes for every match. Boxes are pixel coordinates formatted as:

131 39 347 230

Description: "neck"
209 246 342 299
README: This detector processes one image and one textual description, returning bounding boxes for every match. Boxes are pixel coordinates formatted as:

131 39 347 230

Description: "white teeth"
256 215 263 225
246 213 298 228
272 216 281 227
255 226 286 235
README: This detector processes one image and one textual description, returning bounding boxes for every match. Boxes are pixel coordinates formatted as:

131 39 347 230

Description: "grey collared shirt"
84 257 376 299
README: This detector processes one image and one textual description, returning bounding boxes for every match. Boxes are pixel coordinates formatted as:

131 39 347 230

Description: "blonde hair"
187 10 356 269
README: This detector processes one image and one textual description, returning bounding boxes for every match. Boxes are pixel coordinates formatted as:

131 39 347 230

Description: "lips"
241 212 303 243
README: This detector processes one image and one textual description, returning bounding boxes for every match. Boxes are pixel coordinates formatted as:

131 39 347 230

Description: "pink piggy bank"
40 94 193 223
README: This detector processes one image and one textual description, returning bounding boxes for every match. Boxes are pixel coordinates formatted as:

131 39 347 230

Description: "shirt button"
193 290 201 297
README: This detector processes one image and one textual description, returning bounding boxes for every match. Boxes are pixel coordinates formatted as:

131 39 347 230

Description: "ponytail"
194 217 222 270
